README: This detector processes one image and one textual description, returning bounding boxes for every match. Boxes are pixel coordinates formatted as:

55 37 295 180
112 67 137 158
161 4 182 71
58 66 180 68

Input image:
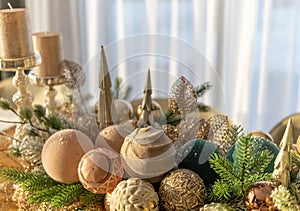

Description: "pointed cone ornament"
138 69 154 126
99 45 112 89
98 46 118 131
272 118 293 188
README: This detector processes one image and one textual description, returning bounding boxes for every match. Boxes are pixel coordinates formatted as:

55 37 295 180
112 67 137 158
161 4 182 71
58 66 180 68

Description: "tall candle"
0 8 33 59
32 32 63 77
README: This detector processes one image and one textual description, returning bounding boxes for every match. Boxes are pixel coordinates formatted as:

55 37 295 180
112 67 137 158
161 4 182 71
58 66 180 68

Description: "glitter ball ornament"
226 137 279 173
110 178 159 211
163 124 179 142
245 181 277 211
78 148 124 194
95 124 133 153
159 169 206 211
121 126 176 182
176 139 220 187
41 129 94 184
206 114 232 155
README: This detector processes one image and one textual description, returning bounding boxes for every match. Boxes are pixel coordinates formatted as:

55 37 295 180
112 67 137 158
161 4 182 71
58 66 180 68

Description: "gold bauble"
135 101 164 123
159 169 206 211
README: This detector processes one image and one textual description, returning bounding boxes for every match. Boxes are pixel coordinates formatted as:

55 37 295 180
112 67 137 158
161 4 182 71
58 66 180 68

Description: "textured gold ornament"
168 76 198 115
163 124 179 142
110 178 159 211
196 119 211 140
206 114 231 155
98 46 118 131
273 119 293 188
159 169 206 211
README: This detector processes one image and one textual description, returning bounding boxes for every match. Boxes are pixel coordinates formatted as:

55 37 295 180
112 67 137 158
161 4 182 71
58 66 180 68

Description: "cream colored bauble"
110 178 159 211
120 126 176 182
41 129 94 183
95 124 133 153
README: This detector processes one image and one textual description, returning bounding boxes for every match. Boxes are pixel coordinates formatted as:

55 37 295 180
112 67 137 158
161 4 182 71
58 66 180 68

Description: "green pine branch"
291 150 300 168
209 153 239 182
209 135 274 202
0 168 104 208
80 191 105 204
164 109 181 126
50 183 85 208
113 77 132 100
0 168 59 192
194 82 212 98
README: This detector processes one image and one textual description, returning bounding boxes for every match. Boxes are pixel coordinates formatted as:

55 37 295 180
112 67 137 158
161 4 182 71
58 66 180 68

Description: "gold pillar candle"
32 32 63 77
0 8 33 59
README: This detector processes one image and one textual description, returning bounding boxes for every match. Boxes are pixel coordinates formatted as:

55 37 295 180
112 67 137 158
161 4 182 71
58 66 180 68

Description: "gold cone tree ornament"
137 69 161 127
272 118 293 188
98 46 118 131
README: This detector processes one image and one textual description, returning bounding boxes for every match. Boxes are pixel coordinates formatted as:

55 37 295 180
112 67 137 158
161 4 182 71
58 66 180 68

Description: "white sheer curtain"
25 0 300 132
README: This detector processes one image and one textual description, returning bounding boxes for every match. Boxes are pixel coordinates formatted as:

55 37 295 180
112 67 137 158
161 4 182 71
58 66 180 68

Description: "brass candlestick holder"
28 71 66 115
0 52 41 140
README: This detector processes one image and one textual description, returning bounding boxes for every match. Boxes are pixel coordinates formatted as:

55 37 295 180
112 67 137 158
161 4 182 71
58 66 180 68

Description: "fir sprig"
0 168 58 192
113 77 133 100
209 135 274 202
195 82 212 98
0 168 104 208
80 191 105 205
164 109 181 126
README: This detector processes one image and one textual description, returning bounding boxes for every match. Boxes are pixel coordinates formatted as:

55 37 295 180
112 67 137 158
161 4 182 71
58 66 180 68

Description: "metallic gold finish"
32 32 63 77
0 8 33 59
159 169 206 211
98 46 118 131
0 53 40 70
273 118 293 188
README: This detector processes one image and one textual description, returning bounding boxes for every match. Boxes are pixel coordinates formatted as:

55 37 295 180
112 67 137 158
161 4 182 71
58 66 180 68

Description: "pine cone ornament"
109 178 159 211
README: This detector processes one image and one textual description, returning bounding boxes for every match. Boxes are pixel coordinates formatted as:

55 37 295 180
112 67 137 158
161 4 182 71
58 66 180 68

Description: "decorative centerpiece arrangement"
0 4 300 211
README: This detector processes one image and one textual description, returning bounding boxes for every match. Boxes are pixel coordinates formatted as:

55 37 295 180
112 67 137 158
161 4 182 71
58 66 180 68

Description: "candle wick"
7 2 14 11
